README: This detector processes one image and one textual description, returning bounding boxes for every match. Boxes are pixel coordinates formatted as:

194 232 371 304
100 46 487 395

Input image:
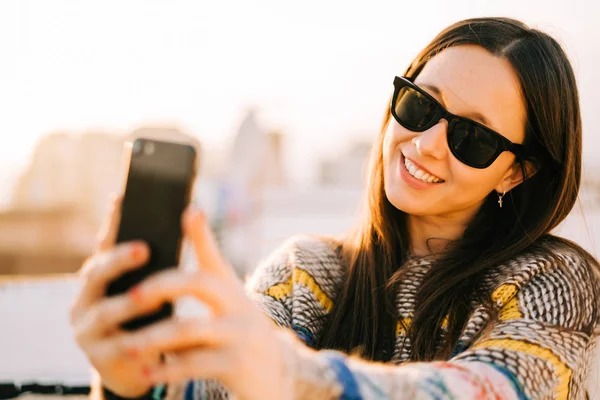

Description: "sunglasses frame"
391 76 527 169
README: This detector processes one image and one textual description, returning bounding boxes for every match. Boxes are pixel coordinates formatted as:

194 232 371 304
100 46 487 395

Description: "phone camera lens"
144 142 155 155
132 140 142 154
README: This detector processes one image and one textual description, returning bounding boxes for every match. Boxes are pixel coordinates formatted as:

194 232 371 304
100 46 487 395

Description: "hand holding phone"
105 138 197 330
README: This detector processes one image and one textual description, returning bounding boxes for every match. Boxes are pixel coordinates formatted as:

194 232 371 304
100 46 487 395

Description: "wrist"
276 329 342 400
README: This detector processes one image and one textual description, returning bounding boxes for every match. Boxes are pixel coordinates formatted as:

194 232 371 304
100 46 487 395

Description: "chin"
384 185 427 215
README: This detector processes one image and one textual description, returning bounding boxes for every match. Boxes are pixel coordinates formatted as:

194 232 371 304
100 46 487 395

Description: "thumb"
182 208 235 279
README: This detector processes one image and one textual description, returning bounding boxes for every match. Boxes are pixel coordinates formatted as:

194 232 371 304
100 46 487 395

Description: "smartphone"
105 137 197 331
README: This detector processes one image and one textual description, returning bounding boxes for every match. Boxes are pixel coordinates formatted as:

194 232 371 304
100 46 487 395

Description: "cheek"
449 160 506 199
382 119 395 158
383 119 410 160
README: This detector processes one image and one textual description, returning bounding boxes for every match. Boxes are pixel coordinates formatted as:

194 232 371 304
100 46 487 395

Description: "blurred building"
0 207 95 274
10 131 124 223
212 110 289 273
318 139 372 187
0 132 124 274
0 127 202 274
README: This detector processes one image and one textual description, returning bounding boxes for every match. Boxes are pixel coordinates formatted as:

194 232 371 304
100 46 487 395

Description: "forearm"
277 331 520 400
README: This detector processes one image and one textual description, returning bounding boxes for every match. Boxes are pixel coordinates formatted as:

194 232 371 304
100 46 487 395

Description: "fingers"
84 318 235 385
73 288 161 341
114 318 233 358
97 195 123 252
86 339 159 383
132 269 239 316
71 242 150 321
183 208 235 280
147 348 231 385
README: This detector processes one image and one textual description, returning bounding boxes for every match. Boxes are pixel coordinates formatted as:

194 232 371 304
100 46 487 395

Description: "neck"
406 209 477 257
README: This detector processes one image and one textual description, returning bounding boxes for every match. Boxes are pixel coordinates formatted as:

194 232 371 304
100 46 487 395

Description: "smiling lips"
403 156 444 184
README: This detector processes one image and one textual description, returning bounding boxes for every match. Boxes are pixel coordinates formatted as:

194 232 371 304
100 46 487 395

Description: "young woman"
71 17 600 399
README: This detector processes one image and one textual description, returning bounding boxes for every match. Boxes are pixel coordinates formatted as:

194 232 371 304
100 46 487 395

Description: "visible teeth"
403 157 443 183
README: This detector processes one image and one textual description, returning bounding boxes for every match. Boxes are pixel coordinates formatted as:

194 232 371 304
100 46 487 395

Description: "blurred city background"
0 0 599 398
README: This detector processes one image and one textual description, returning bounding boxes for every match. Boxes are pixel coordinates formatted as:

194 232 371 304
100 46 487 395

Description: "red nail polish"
142 366 153 379
125 347 139 357
129 286 143 301
131 245 142 259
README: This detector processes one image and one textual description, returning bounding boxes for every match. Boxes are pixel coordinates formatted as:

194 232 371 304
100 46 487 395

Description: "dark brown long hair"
316 17 599 362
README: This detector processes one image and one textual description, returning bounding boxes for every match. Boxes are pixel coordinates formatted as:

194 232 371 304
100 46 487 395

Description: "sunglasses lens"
449 120 501 167
394 86 438 130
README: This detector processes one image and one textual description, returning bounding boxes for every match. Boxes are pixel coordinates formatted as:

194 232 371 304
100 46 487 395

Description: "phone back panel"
106 138 196 330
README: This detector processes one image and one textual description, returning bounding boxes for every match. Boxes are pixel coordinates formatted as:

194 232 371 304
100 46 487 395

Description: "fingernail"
142 366 154 381
130 244 143 260
183 208 195 227
129 286 143 302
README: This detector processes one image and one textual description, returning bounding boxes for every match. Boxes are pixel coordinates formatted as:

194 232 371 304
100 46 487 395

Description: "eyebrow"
418 83 492 127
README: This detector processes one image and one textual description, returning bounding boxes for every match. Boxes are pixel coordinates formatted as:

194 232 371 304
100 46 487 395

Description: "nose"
413 119 448 160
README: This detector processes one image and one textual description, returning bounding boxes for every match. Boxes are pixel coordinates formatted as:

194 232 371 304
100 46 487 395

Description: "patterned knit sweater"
163 235 599 400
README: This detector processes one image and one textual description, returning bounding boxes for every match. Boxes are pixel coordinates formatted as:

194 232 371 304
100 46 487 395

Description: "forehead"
415 45 526 143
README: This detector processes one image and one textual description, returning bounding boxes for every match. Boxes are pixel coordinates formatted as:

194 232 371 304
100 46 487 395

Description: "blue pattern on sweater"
184 381 194 400
292 324 316 347
487 364 528 400
327 354 363 400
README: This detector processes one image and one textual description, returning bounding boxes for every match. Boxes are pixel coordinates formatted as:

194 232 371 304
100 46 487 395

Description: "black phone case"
105 138 197 331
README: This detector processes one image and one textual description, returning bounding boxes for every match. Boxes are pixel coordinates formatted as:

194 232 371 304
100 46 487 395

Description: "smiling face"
383 45 527 220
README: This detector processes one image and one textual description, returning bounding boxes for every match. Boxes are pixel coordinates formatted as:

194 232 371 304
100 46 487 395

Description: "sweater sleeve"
269 249 600 400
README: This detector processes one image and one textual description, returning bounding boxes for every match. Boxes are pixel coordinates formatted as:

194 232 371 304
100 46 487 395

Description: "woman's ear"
495 159 538 193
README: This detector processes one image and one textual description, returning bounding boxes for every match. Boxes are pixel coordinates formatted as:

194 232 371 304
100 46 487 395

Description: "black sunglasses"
391 76 527 169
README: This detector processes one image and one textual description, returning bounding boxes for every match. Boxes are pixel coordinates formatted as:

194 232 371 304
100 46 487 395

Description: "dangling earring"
497 190 506 208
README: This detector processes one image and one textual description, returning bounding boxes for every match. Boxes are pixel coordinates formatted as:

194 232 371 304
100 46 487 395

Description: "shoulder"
496 235 599 288
245 234 345 297
490 235 600 333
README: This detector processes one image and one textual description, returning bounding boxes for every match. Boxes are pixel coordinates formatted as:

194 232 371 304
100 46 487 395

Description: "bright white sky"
0 0 598 184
